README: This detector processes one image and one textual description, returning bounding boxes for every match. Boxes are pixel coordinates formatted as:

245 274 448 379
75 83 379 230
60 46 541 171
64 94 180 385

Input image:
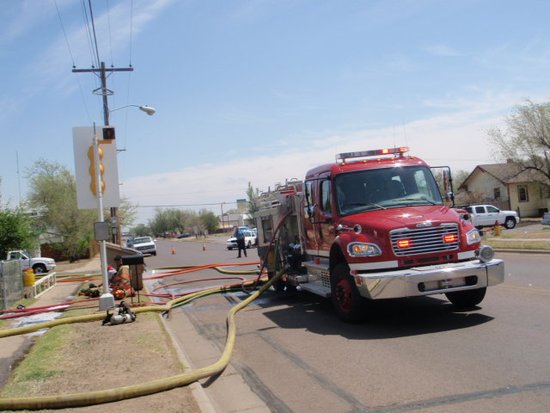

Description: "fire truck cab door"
317 177 334 252
303 180 319 254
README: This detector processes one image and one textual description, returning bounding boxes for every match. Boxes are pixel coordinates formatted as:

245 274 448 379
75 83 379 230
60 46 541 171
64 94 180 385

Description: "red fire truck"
254 147 504 321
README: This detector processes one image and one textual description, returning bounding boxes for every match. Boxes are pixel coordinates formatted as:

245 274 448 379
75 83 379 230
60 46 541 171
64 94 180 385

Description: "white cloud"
122 100 518 224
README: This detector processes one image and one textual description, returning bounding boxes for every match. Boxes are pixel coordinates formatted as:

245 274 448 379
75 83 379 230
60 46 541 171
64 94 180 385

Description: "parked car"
5 250 56 274
130 236 157 256
226 229 256 250
464 204 520 229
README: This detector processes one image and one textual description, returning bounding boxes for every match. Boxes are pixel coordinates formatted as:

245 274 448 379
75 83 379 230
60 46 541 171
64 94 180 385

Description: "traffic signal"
87 144 106 196
102 126 116 141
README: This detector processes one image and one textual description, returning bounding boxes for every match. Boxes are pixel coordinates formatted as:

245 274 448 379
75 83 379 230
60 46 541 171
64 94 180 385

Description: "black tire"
33 264 47 275
247 241 252 248
445 287 487 308
227 247 233 250
331 263 365 322
504 217 516 229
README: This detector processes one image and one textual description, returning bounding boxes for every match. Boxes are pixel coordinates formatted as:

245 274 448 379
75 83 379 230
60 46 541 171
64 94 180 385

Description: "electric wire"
54 0 93 123
129 0 134 67
80 0 97 68
86 0 102 69
53 0 75 67
106 0 115 67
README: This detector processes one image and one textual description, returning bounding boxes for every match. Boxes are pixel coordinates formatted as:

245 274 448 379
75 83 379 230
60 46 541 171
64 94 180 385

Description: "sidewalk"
0 266 83 388
0 257 206 412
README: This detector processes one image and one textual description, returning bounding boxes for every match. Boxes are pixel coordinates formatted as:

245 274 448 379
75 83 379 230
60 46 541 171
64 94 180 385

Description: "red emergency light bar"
336 147 409 163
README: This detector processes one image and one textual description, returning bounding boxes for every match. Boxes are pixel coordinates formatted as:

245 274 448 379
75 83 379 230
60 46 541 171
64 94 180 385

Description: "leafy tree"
26 160 95 260
453 170 470 191
488 100 550 185
199 209 219 233
246 182 260 218
118 197 138 230
0 208 37 257
131 223 151 237
148 208 187 236
147 208 219 236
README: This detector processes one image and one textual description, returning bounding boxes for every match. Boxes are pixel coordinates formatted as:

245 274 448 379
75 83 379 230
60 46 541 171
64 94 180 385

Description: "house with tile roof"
459 160 550 218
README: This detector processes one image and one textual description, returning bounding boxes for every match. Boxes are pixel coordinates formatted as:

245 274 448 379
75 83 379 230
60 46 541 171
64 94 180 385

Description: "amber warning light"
397 239 412 249
443 234 458 243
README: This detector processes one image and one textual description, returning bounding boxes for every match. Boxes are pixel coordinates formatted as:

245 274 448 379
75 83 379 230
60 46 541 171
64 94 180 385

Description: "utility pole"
73 61 132 245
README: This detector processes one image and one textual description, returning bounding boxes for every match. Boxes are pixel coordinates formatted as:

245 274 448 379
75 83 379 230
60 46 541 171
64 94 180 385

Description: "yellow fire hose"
0 268 283 410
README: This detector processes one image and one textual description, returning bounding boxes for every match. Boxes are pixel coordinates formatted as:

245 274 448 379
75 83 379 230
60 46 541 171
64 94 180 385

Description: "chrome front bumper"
354 259 504 300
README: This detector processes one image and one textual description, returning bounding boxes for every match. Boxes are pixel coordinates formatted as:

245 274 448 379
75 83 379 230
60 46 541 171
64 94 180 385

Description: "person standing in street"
234 227 247 258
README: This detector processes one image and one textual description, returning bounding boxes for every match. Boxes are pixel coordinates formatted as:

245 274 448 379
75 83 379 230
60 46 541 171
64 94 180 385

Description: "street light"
110 104 156 116
107 104 156 245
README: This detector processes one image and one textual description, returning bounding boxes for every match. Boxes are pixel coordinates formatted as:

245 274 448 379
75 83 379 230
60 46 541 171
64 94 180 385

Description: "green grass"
0 324 72 398
0 297 36 329
484 238 550 250
483 225 550 250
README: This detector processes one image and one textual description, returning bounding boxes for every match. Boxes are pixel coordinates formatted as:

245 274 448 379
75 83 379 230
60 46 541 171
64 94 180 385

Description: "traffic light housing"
87 144 106 196
103 126 116 141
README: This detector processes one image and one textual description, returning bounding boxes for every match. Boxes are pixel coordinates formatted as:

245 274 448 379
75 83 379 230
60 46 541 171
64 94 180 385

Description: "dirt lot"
0 260 202 413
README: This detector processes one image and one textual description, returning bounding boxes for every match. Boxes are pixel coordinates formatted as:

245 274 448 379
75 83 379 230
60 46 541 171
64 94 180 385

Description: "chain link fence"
0 260 23 310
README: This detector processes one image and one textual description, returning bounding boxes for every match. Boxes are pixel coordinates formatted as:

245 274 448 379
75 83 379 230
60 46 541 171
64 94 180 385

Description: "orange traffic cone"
171 247 176 255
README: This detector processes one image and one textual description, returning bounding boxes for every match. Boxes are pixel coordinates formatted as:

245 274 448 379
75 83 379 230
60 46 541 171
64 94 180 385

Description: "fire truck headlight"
477 245 495 263
347 242 382 257
466 228 481 245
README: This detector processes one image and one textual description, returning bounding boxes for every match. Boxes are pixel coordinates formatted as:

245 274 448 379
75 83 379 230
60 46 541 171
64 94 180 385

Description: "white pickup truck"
5 250 56 274
464 205 520 229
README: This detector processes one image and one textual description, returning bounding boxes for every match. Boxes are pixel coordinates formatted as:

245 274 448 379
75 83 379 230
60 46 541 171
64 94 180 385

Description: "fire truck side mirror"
446 191 455 207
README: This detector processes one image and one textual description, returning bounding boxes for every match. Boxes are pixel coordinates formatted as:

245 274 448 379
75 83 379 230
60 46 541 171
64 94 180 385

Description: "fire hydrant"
23 268 35 287
493 221 502 236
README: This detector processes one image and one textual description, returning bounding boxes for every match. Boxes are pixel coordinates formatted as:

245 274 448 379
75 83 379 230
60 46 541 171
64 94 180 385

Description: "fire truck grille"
390 224 459 256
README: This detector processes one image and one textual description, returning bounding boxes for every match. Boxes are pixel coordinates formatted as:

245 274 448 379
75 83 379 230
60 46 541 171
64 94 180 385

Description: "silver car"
226 230 256 250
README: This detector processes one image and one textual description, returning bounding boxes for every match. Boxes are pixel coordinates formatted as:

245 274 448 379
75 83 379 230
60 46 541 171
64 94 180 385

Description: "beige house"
459 161 550 218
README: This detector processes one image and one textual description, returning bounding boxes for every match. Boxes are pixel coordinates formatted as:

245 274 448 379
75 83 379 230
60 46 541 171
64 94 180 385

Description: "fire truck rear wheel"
445 287 486 308
331 263 365 323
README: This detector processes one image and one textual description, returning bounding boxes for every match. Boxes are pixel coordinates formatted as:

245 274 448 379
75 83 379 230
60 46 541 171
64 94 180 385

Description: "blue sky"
1 0 549 224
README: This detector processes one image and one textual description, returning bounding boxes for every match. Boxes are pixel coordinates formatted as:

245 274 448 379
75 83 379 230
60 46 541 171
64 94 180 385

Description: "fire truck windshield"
335 165 443 216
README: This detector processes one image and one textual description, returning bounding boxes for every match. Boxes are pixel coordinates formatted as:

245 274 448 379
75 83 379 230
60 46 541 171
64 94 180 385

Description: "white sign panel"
73 126 120 209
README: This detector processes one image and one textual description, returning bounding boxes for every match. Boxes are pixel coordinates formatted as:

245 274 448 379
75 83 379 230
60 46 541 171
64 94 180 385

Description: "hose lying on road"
0 267 284 410
0 215 291 410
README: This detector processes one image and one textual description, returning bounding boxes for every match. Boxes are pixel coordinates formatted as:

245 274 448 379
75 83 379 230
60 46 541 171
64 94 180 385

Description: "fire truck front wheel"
331 263 365 323
445 287 486 308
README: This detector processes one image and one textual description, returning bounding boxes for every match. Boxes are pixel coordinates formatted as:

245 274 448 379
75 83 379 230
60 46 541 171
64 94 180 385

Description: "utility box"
120 255 144 291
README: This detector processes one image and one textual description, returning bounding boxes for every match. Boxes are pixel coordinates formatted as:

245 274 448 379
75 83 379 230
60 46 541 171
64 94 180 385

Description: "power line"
53 0 75 67
54 0 92 122
86 0 101 67
129 0 134 67
106 0 115 67
80 0 97 68
136 202 239 208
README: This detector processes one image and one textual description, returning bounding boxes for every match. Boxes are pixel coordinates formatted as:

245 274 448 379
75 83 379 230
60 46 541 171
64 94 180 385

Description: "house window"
518 185 529 202
493 187 501 200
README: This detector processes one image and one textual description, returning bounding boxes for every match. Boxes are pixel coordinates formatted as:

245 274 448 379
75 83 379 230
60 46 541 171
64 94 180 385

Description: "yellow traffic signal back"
87 144 106 196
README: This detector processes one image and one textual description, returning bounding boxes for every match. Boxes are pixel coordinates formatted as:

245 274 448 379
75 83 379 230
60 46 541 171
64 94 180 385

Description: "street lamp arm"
110 104 156 116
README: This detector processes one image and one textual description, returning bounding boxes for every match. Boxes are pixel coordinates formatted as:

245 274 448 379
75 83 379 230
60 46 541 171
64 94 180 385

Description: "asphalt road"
146 238 550 413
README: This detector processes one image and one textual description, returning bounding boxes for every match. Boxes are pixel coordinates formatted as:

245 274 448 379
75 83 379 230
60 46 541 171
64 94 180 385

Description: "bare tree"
488 100 550 184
